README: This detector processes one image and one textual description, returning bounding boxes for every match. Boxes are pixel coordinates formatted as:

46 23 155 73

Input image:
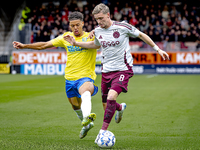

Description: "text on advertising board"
12 52 200 64
132 52 200 64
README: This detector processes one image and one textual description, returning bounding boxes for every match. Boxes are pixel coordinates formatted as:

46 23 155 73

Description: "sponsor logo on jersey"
82 37 87 42
67 46 87 52
100 41 120 48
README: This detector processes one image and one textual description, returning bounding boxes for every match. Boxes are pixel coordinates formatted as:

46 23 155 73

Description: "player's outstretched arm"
12 41 54 50
138 32 170 60
63 35 100 49
88 30 95 39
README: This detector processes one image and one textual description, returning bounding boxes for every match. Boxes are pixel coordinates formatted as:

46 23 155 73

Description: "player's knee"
107 90 118 100
107 95 115 100
107 93 118 100
72 104 81 110
79 84 94 95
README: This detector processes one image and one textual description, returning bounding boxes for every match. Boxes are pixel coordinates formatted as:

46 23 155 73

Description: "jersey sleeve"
94 37 101 46
94 29 101 46
127 25 140 38
51 35 64 47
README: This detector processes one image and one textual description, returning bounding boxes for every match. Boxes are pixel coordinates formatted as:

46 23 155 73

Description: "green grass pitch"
0 74 200 150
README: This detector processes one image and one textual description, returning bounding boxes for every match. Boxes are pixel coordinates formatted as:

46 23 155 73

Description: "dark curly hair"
68 11 84 21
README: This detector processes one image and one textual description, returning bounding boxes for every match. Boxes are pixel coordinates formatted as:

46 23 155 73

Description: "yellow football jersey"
51 32 97 81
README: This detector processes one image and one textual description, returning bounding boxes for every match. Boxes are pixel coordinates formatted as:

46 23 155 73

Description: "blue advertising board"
20 64 200 75
132 64 200 74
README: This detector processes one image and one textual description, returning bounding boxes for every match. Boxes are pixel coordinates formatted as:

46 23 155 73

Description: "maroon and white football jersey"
94 21 140 73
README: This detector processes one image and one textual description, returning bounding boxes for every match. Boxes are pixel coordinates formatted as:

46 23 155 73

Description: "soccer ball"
96 130 116 149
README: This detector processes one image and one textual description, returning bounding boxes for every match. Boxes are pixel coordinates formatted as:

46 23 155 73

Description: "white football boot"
79 122 94 139
115 103 126 123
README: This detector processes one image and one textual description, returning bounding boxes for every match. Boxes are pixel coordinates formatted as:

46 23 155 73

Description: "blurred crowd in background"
22 0 200 44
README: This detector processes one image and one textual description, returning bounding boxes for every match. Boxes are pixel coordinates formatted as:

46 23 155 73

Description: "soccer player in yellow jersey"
13 11 98 139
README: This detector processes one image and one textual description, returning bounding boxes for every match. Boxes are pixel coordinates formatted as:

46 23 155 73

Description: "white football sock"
74 109 83 121
81 91 92 118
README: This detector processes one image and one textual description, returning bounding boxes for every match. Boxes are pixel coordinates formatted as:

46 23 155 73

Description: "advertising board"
12 51 200 75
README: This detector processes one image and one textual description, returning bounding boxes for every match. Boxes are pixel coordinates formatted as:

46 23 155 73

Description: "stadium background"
0 0 200 74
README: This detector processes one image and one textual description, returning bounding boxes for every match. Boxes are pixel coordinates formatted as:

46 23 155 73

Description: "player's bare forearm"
24 42 47 50
63 35 100 49
138 32 170 60
13 41 53 50
138 32 156 47
75 41 100 49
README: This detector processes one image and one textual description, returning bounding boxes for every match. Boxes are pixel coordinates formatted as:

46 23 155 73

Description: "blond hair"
92 3 110 15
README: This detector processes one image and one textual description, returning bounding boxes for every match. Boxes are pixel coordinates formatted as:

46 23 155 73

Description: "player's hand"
63 35 76 46
13 41 25 49
88 30 95 39
157 49 170 60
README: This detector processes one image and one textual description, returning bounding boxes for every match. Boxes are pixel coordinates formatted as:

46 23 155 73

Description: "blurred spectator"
169 29 175 41
77 0 84 9
181 16 189 28
41 31 50 41
150 14 156 25
163 36 169 51
62 19 69 31
166 18 173 27
35 30 41 42
24 0 199 44
123 16 128 23
62 11 68 22
154 31 162 42
55 20 62 29
120 3 130 16
170 6 178 15
189 11 196 24
186 31 192 41
129 15 138 26
175 30 181 42
84 6 89 15
50 31 55 40
48 14 54 23
40 15 46 22
52 27 59 37
114 12 122 21
181 30 187 42
148 30 154 40
140 18 149 32
154 20 162 29
161 27 168 41
40 25 45 36
30 31 34 43
162 5 169 20
197 23 200 34
32 22 40 38
47 22 53 32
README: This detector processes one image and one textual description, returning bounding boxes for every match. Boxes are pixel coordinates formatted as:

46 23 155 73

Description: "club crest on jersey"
113 30 120 38
82 37 87 42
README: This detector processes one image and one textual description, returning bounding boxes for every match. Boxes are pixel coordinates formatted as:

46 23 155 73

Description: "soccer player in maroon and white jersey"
64 3 170 143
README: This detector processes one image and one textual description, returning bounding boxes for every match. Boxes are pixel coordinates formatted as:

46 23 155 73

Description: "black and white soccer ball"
96 130 116 149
